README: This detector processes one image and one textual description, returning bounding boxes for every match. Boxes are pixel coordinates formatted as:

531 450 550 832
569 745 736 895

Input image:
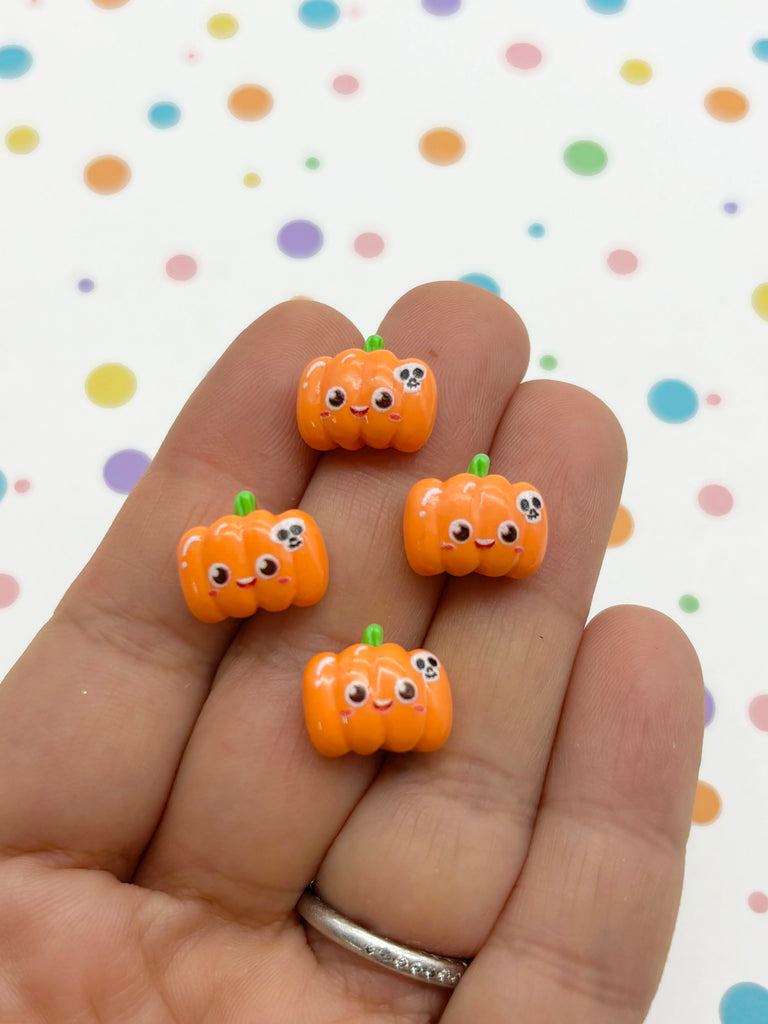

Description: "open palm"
0 283 703 1023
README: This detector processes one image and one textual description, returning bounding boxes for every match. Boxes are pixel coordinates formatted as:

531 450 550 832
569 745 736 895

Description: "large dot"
698 484 733 517
228 85 273 121
422 0 461 14
148 101 181 128
0 471 6 502
419 128 465 165
207 14 238 38
748 892 768 914
620 59 652 84
563 140 607 176
298 1 340 28
354 232 384 258
166 254 197 281
333 74 359 95
78 278 95 293
607 248 638 275
84 155 131 194
243 172 261 188
0 574 20 609
85 364 137 407
692 781 721 824
608 504 634 546
528 222 545 238
5 126 39 154
505 43 542 70
754 39 768 62
648 379 698 423
748 695 768 732
458 273 500 295
0 45 33 79
14 479 30 494
719 983 768 1024
277 220 323 258
586 0 626 11
752 283 768 321
705 88 749 122
539 354 558 371
103 450 150 494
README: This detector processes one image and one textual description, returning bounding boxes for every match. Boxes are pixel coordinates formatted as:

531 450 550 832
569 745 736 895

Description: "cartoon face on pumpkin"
178 502 328 623
303 632 452 756
296 338 437 453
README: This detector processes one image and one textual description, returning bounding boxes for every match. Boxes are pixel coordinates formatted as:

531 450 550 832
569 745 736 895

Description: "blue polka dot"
458 273 500 296
0 45 33 79
0 472 7 502
298 1 340 28
585 0 626 12
719 982 768 1024
528 223 545 238
648 380 698 423
753 39 768 62
148 102 181 129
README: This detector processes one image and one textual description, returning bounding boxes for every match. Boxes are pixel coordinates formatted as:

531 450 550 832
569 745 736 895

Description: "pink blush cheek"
389 412 402 421
320 410 330 418
414 705 426 713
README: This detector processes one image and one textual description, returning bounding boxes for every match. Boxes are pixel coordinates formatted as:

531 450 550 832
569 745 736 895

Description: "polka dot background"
1 3 767 1018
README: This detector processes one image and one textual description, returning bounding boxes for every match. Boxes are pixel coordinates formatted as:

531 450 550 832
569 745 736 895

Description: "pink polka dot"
705 393 722 406
13 479 31 493
749 892 768 913
333 74 359 95
0 574 20 609
185 51 200 63
749 694 768 732
505 43 542 70
166 254 198 281
698 484 734 517
354 232 385 258
607 249 638 275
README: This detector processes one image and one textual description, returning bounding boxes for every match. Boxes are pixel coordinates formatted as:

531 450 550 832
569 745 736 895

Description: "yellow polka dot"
5 126 39 154
608 504 634 547
692 781 721 825
752 283 768 321
620 59 652 85
243 172 262 188
207 13 238 38
85 364 137 407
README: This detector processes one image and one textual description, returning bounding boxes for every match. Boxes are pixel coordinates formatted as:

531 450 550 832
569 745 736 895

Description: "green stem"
467 453 490 477
364 334 385 352
362 623 384 647
234 490 257 516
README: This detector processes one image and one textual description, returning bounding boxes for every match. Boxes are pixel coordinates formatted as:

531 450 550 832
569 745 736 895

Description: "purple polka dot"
78 278 95 292
277 219 324 259
705 688 715 726
422 0 461 13
723 202 738 214
103 449 150 494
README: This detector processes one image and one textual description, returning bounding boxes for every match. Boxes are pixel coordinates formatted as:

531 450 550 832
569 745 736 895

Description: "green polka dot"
679 594 700 613
305 156 320 169
540 354 558 371
563 140 608 176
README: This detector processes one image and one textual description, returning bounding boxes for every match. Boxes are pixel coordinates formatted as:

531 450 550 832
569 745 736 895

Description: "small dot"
78 278 95 293
607 249 638 275
148 101 181 129
505 43 542 70
298 0 340 28
608 504 634 547
243 172 261 188
185 51 200 63
586 0 625 11
0 45 33 79
207 13 238 38
705 87 749 122
422 0 461 12
0 574 20 609
354 232 384 258
333 74 359 95
752 283 768 321
85 363 137 408
563 140 607 176
648 379 698 423
698 484 733 517
103 449 150 494
705 393 721 406
753 39 768 62
14 479 31 494
723 201 738 214
166 254 197 281
748 892 768 913
458 273 500 295
84 155 131 194
419 127 465 165
0 472 6 501
277 220 324 259
704 689 715 727
5 126 39 154
720 983 768 1024
305 157 320 170
748 694 768 732
228 85 273 121
539 354 558 371
620 59 652 85
692 780 721 824
528 222 545 238
678 594 699 613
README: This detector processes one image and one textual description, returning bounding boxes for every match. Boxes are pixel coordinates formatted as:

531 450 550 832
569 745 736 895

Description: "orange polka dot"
692 781 722 824
608 504 634 547
83 156 131 194
704 88 749 122
91 0 131 7
419 128 465 165
228 85 273 121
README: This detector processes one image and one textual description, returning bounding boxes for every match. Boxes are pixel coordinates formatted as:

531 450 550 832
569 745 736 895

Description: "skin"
0 282 703 1023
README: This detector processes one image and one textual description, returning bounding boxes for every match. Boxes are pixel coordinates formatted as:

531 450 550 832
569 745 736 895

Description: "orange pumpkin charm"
296 334 437 452
178 491 328 623
403 454 548 578
303 624 452 756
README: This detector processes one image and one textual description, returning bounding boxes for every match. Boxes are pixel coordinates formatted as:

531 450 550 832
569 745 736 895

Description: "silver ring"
297 884 469 988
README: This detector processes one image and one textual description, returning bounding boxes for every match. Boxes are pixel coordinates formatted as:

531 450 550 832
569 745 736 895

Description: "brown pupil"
452 523 470 541
349 684 366 703
375 391 393 409
213 567 228 584
502 524 518 542
329 390 344 407
399 682 416 699
259 558 277 576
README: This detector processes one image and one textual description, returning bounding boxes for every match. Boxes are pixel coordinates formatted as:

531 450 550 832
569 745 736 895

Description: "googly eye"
497 520 519 545
344 681 369 706
372 387 394 411
516 490 544 522
325 386 347 410
395 678 418 704
255 555 280 579
207 563 231 588
449 518 472 543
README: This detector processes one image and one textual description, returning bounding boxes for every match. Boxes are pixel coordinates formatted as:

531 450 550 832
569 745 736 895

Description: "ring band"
297 884 469 988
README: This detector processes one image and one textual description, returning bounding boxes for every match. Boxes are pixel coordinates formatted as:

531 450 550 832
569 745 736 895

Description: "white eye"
207 563 230 588
344 681 369 706
372 387 395 411
497 520 519 545
449 518 472 543
255 554 280 579
395 362 427 392
516 490 544 522
395 678 418 704
325 386 347 410
270 517 305 549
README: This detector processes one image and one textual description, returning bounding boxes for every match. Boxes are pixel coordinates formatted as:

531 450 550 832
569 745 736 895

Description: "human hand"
0 283 703 1022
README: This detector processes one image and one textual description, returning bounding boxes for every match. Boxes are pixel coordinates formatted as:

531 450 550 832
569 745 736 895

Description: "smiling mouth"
373 699 393 712
350 405 369 417
475 539 495 549
236 577 256 588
